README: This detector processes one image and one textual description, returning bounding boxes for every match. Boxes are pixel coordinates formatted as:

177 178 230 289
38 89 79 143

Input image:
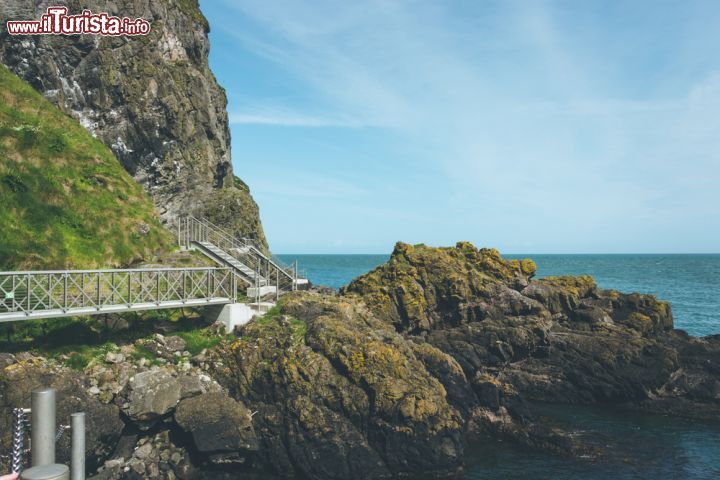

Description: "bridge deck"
0 267 239 323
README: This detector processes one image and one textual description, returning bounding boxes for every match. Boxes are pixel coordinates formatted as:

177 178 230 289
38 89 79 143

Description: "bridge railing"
0 267 239 322
178 215 300 289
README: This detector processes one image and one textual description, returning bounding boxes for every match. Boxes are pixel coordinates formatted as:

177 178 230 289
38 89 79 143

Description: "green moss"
0 64 173 269
625 312 652 334
539 275 597 296
199 186 269 253
176 0 210 31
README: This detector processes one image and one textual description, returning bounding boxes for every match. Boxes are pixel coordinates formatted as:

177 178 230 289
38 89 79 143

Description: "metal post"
63 274 68 311
206 271 211 300
31 388 56 467
156 272 161 305
276 268 279 301
70 413 85 480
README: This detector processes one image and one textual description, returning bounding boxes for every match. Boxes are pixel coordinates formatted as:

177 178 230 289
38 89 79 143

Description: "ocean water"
275 253 720 479
276 253 720 337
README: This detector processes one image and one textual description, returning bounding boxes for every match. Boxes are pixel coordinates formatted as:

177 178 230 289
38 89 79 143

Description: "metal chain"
55 424 70 442
11 407 26 473
3 413 69 472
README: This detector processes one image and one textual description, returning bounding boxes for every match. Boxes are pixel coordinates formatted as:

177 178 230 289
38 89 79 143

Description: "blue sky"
200 0 720 254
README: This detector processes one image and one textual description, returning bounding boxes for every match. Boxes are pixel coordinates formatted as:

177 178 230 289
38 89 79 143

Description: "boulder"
119 368 181 428
175 392 259 462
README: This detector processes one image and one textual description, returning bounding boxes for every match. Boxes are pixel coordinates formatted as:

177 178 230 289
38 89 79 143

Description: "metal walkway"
0 267 238 323
0 216 306 323
178 215 303 294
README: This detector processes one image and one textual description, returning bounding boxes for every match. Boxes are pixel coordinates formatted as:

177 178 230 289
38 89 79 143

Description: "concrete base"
20 464 69 480
249 301 275 313
246 285 277 297
211 303 258 334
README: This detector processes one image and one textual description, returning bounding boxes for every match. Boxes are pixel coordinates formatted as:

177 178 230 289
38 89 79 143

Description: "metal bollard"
70 413 85 480
31 389 56 467
20 464 69 480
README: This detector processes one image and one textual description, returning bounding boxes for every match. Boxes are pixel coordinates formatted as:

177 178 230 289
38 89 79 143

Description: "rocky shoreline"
1 242 718 479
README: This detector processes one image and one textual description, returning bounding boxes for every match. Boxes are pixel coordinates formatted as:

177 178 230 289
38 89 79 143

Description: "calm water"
467 403 720 480
275 253 720 479
277 253 720 337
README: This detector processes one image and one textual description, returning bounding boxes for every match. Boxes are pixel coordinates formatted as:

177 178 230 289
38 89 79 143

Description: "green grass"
0 307 230 369
0 64 173 270
244 305 307 345
176 329 234 356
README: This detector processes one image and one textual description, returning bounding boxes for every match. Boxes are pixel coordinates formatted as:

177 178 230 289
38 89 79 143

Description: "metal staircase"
177 216 302 298
196 241 268 286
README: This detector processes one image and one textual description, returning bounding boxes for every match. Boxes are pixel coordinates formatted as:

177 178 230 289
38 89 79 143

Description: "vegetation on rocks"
0 0 268 249
211 293 465 479
0 65 172 269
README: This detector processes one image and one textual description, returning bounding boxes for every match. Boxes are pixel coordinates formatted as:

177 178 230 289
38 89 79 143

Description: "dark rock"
119 368 181 428
175 392 259 459
343 242 718 422
209 293 465 480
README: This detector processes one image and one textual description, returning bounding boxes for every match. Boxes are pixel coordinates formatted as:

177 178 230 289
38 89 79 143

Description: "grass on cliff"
0 64 173 269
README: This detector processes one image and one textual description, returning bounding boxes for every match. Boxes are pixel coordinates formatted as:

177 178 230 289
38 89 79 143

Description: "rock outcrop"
0 0 267 248
1 243 717 479
209 295 466 479
343 242 720 420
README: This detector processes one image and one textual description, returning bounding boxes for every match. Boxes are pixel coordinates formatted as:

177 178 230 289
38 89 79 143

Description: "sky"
199 0 720 254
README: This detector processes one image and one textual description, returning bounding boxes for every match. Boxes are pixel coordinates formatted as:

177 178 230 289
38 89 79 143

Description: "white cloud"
207 0 720 252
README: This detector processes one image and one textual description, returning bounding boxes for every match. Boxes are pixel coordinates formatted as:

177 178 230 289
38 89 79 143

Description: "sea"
275 253 720 479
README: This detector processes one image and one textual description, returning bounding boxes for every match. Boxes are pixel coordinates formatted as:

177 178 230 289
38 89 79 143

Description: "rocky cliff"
3 243 715 479
343 242 720 419
0 0 267 248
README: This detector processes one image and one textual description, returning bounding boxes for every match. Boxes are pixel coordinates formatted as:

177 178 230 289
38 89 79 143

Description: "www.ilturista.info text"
6 7 150 36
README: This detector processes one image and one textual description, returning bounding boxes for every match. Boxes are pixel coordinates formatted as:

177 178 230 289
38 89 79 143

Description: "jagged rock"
0 0 266 246
0 357 124 472
119 368 181 428
209 294 465 480
343 242 720 420
174 392 259 462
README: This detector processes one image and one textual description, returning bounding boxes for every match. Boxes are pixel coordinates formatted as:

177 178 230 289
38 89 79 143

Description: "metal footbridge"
0 216 305 323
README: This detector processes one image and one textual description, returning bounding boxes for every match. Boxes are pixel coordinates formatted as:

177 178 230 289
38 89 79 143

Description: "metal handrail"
0 267 242 322
179 216 302 293
0 266 229 276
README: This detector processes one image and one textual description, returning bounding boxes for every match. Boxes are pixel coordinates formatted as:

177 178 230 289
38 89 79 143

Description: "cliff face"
0 0 267 248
